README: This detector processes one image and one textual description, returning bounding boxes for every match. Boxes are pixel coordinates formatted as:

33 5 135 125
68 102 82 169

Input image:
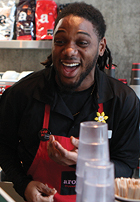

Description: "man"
0 2 139 202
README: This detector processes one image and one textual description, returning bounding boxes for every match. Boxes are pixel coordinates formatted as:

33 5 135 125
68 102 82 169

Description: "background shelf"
0 40 52 49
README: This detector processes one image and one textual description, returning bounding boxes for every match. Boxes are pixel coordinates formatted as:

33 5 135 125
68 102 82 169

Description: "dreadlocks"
41 2 113 71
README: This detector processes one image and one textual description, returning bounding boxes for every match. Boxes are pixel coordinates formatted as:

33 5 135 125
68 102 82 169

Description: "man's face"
52 15 105 92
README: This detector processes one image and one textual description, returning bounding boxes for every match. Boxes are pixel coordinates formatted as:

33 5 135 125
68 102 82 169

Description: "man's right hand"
24 181 57 202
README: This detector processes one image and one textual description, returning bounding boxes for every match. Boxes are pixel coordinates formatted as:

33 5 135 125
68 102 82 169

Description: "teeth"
62 62 79 67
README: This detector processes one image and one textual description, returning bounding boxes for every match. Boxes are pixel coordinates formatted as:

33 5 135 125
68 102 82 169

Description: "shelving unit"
0 40 52 49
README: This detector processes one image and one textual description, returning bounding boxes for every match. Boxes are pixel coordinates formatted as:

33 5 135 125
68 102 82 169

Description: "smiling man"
0 2 139 202
52 14 104 92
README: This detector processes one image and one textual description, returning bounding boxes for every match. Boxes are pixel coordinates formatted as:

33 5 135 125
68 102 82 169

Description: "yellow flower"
94 112 108 123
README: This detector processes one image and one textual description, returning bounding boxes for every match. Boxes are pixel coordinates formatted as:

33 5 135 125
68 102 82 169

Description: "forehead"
54 15 95 37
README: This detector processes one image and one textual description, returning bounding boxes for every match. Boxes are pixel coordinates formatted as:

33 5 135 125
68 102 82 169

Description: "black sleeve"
0 88 32 198
110 89 139 178
111 159 134 177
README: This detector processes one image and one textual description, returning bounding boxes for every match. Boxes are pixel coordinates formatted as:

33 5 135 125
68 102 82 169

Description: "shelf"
0 40 52 49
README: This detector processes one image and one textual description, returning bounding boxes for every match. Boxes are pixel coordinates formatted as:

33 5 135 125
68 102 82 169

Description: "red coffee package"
35 0 57 40
16 0 36 40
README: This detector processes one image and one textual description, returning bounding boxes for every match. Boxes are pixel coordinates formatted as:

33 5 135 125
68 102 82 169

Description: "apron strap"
43 103 103 128
98 103 103 113
43 104 50 128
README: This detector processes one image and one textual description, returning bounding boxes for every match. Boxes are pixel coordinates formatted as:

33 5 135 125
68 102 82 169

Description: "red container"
105 65 115 78
0 81 16 95
130 63 140 85
118 79 127 85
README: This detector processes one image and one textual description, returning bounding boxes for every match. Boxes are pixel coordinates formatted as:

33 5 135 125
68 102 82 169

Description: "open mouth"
62 61 80 67
61 60 80 74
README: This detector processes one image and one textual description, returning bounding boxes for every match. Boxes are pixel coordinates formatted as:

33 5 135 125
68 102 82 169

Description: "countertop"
0 182 24 202
0 181 120 202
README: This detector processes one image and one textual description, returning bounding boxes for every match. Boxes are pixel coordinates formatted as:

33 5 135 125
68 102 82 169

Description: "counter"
0 182 120 202
0 182 24 202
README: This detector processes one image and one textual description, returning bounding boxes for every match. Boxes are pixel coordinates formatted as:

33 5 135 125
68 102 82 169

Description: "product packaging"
35 0 57 40
0 0 16 40
16 0 36 40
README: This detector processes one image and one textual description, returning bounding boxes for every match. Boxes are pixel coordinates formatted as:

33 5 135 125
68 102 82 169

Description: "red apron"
27 104 76 202
27 103 103 202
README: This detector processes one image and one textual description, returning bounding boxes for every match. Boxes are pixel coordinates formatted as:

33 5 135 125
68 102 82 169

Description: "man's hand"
47 135 79 166
24 181 57 202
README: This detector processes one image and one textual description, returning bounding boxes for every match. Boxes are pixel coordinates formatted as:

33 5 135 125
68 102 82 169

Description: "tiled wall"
0 0 139 84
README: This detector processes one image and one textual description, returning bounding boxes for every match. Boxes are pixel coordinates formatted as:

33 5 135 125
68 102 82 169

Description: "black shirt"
59 84 94 117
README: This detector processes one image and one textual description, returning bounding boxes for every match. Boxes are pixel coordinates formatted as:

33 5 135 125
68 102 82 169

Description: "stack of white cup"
81 162 114 202
75 121 114 202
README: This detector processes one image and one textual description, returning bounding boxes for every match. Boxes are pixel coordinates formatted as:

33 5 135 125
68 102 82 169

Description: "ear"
98 37 106 56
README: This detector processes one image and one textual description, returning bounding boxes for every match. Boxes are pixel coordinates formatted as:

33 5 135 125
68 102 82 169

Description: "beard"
55 52 99 93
